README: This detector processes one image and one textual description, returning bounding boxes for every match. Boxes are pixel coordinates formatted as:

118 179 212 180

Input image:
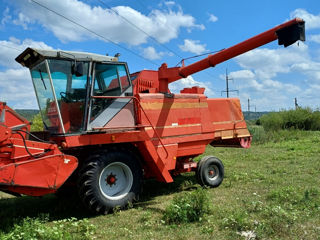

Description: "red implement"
0 102 78 196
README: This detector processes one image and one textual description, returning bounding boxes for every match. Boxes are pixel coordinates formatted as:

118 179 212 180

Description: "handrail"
92 95 169 158
92 125 150 130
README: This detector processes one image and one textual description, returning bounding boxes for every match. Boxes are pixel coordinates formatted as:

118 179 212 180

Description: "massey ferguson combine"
0 18 305 214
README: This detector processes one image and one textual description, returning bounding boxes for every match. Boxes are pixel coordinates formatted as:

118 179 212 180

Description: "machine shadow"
135 173 200 211
0 173 198 232
0 193 93 232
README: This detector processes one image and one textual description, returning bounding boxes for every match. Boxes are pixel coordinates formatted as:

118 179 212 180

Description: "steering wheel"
60 92 72 102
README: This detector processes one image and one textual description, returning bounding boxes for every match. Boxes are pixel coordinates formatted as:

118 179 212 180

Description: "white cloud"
142 46 165 60
208 14 218 23
227 70 263 92
229 70 255 79
179 39 207 54
158 1 176 8
309 84 320 90
12 12 32 30
0 68 37 109
169 75 215 96
262 79 300 94
8 0 204 45
232 9 320 110
235 42 309 79
9 36 21 45
309 34 320 44
0 38 53 68
290 9 320 30
0 38 53 109
1 7 11 26
164 1 175 7
291 61 320 71
231 34 320 110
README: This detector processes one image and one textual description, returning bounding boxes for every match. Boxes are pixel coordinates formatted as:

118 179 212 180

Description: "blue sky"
0 0 320 111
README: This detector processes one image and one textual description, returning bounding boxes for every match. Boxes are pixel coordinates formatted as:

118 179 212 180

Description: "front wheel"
78 150 142 214
197 156 224 188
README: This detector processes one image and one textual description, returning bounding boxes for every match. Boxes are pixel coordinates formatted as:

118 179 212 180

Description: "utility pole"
221 69 238 98
248 98 250 112
226 70 229 98
295 97 299 109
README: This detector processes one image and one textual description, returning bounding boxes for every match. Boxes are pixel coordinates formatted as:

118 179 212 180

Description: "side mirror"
72 62 84 77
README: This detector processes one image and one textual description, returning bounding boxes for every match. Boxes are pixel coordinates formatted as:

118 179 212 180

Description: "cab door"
88 62 135 131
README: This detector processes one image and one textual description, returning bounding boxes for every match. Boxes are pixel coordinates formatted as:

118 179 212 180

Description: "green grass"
1 130 320 239
1 216 96 240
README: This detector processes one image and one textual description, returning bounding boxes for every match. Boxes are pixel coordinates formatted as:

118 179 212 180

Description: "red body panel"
136 93 250 176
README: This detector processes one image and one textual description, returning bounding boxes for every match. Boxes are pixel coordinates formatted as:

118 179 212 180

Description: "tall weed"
259 108 320 131
163 188 211 224
247 126 305 144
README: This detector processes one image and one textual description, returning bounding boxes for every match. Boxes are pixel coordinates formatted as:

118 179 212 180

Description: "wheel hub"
99 162 134 200
207 165 219 180
106 173 117 186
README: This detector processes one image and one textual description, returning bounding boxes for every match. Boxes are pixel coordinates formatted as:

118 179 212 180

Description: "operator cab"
16 48 134 135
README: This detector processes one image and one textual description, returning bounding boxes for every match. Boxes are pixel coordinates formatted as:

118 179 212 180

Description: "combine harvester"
0 18 305 213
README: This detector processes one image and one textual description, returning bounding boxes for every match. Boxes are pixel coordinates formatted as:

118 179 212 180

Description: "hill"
243 111 269 120
15 109 39 121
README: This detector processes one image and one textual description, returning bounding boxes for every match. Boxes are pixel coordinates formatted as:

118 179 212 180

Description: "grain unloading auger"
0 18 305 213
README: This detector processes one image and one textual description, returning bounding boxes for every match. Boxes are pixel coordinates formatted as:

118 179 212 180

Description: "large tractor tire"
196 156 224 188
78 149 142 214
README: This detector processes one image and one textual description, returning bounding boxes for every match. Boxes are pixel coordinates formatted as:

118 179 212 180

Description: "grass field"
1 130 320 239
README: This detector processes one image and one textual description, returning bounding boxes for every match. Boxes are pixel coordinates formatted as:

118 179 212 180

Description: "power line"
30 0 159 67
96 0 184 59
29 0 221 82
175 49 224 67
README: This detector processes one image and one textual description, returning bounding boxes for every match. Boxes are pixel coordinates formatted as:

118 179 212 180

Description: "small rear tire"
197 156 224 188
78 150 142 214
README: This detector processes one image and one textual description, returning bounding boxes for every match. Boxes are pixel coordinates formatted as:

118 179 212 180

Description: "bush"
247 126 305 144
259 108 320 132
260 112 284 131
30 113 44 132
247 125 268 144
310 111 320 130
163 188 211 224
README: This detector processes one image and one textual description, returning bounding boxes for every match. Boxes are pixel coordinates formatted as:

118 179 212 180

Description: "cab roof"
16 48 119 69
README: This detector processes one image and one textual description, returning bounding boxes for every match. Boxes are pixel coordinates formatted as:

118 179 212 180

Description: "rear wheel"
197 156 224 188
78 150 142 214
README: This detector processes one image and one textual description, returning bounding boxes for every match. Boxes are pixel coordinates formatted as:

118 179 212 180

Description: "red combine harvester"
0 19 305 213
